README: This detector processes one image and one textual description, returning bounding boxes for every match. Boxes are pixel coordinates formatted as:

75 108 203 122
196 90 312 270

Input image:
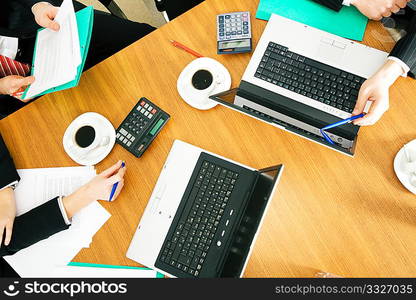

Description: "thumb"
100 160 123 178
16 76 35 89
47 20 60 31
352 88 369 116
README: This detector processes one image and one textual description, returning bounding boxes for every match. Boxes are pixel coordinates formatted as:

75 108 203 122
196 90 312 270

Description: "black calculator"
116 97 170 158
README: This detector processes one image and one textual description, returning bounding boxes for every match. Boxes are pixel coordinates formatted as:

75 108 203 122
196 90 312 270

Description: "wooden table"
1 0 416 278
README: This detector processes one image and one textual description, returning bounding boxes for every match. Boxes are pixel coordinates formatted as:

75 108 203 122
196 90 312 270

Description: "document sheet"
25 0 81 99
4 166 112 278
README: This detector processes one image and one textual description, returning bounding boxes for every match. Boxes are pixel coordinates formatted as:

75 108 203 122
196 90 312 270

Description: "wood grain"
1 0 416 277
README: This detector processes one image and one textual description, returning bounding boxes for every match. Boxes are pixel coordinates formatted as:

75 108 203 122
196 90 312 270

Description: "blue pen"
320 113 365 145
109 161 125 202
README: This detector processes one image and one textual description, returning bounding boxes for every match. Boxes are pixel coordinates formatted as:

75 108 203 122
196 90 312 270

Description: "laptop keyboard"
157 160 240 277
255 42 365 115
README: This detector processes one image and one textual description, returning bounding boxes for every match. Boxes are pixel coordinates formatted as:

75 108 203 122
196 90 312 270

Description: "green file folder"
22 6 94 100
256 0 368 41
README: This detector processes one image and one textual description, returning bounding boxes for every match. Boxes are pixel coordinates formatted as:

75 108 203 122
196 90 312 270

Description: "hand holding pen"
109 161 126 202
320 114 365 145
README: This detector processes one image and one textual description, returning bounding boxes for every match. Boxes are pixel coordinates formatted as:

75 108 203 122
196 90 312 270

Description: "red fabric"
0 55 30 78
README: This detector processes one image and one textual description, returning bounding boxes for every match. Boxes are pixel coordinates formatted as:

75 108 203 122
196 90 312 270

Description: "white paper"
51 266 159 278
24 0 81 99
14 166 96 216
4 166 113 278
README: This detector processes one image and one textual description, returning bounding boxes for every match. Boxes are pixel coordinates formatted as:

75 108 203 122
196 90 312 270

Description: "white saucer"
177 57 231 110
393 139 416 194
63 112 116 166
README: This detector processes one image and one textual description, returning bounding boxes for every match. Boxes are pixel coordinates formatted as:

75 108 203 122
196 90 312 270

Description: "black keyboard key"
305 58 341 76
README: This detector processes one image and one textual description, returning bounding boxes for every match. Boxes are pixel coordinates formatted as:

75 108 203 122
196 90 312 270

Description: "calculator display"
219 39 250 49
150 119 165 136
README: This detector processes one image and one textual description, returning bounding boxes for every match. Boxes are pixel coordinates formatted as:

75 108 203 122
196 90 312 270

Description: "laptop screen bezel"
219 164 284 277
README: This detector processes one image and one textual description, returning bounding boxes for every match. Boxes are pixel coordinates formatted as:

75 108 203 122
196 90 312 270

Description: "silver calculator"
217 11 252 54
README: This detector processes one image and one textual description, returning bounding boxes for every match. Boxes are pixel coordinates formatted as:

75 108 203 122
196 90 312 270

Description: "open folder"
256 0 368 41
22 4 93 100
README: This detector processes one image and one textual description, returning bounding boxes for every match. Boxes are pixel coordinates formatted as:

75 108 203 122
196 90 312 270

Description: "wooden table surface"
1 0 416 277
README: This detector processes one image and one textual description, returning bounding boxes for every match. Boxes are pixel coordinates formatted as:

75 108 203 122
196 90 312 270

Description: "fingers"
397 0 407 8
4 222 13 246
34 4 60 31
354 95 389 126
46 20 60 31
391 5 401 13
100 160 123 178
107 166 127 185
352 85 369 116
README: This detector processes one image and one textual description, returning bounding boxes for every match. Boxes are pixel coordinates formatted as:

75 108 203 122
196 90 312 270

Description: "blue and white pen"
109 161 125 202
320 113 365 145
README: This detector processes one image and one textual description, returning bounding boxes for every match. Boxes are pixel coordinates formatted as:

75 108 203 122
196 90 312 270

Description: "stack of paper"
256 0 368 41
23 0 94 100
25 0 81 99
4 166 111 278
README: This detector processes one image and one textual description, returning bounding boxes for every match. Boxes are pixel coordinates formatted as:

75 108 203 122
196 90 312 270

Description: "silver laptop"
127 140 283 277
210 13 388 156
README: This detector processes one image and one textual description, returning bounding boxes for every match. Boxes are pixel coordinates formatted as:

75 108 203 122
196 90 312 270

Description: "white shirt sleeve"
387 56 410 77
57 196 72 225
342 0 352 5
0 181 18 191
0 36 19 60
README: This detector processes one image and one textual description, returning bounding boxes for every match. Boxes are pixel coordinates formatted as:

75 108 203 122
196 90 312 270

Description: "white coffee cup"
68 120 106 157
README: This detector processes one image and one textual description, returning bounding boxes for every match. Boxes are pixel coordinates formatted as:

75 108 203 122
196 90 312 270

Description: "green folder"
256 0 368 41
68 262 164 278
22 6 94 100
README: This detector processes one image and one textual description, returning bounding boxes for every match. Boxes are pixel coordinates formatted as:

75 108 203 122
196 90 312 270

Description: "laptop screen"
220 165 283 277
209 88 357 156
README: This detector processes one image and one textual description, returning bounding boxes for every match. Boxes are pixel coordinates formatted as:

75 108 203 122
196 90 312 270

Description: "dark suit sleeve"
15 0 54 8
0 135 20 189
311 0 344 12
0 197 69 277
390 13 416 78
0 197 69 258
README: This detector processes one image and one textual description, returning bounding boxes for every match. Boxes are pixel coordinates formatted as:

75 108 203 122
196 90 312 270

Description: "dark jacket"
312 0 416 78
0 134 69 277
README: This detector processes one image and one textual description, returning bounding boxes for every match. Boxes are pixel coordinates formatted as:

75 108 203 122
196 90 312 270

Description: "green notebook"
22 6 94 100
68 262 164 278
256 0 368 41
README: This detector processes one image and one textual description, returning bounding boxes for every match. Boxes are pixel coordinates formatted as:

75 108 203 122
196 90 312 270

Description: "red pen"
170 40 203 58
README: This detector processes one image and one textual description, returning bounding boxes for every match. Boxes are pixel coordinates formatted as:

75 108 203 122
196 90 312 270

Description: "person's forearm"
372 60 404 86
62 187 95 219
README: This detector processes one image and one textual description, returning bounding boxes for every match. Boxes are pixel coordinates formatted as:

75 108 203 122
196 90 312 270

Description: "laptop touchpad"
316 43 345 65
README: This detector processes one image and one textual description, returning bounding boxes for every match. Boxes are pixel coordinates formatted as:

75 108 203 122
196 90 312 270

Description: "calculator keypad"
217 11 251 41
116 97 170 158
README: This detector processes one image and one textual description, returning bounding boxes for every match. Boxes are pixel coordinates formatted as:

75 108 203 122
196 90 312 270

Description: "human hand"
352 60 403 126
63 161 127 219
351 0 410 20
0 75 35 101
0 188 16 247
32 2 60 31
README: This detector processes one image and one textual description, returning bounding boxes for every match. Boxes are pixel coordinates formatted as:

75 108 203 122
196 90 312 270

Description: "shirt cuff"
57 196 71 225
387 56 410 77
0 181 18 191
342 0 352 6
